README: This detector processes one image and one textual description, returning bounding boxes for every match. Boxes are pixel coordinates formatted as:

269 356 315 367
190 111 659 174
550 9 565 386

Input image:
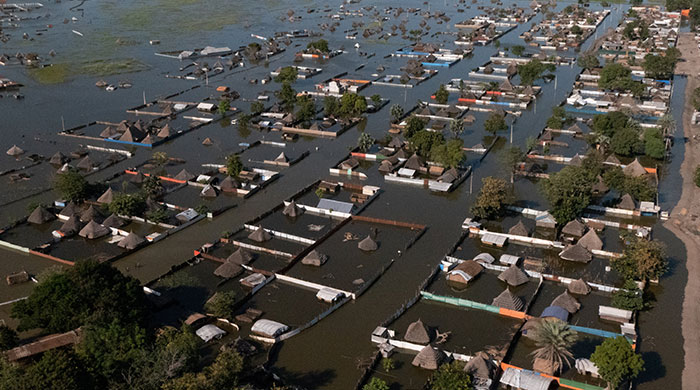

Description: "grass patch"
27 64 71 84
80 58 150 76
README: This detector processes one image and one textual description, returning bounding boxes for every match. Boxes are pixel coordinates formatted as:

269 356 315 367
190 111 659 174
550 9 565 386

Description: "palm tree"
530 318 577 375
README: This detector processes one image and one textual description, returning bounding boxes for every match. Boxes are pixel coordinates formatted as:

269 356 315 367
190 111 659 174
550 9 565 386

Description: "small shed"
316 288 344 303
251 319 289 338
474 252 495 264
404 319 431 344
481 233 507 247
492 288 524 311
498 264 529 286
447 260 483 285
301 250 328 266
499 254 520 265
248 226 272 242
412 345 445 370
358 235 379 251
559 244 592 263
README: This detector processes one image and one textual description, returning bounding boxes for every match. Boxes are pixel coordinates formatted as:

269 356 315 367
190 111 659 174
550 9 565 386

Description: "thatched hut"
498 264 529 286
404 319 431 344
301 250 328 266
561 219 586 238
447 260 483 285
274 152 289 163
617 193 637 210
200 184 219 198
49 151 68 165
6 145 24 156
174 169 196 182
78 220 111 239
97 188 115 204
102 213 126 228
623 158 647 177
491 288 524 311
578 229 603 251
463 351 496 380
404 153 425 170
551 291 581 314
59 215 83 236
559 243 592 263
412 345 445 370
567 278 591 295
27 206 55 225
282 201 303 217
79 205 104 223
220 176 241 192
213 261 243 279
117 232 145 250
227 248 254 265
508 220 530 237
248 226 271 242
76 156 95 171
358 235 378 251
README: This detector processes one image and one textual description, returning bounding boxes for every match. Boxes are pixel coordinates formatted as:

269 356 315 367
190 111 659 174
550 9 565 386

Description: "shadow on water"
636 350 667 385
273 367 337 389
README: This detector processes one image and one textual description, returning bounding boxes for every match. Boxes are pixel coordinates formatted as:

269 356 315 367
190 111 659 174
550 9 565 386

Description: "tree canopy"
471 177 513 220
642 48 680 80
577 53 599 70
431 139 465 168
611 237 668 281
226 154 243 177
274 66 298 83
410 130 445 157
338 92 367 119
404 115 426 138
517 59 555 85
54 169 89 203
541 165 595 224
598 64 644 96
484 112 507 134
428 361 473 390
434 84 449 104
307 39 330 54
590 336 644 389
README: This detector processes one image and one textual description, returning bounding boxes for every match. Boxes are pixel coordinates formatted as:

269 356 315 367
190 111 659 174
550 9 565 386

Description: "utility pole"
469 173 473 194
143 91 146 105
61 116 65 132
510 123 513 144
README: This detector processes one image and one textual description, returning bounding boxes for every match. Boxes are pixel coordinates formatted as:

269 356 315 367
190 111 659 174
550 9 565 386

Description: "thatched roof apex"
491 288 524 311
404 319 431 344
358 235 378 251
559 243 592 263
567 278 592 295
27 206 55 225
498 264 529 286
551 291 581 314
578 229 603 251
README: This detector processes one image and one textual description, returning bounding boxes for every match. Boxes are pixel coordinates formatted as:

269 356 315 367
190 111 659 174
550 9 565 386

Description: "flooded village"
0 0 697 389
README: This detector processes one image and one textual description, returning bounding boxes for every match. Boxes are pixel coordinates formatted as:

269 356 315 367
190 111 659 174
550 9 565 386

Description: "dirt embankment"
664 32 700 389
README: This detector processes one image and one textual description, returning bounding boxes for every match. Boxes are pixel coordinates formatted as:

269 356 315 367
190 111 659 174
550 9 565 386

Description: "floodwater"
0 0 686 389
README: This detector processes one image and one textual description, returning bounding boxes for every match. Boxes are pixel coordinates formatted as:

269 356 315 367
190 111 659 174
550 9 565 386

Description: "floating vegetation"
80 58 150 76
27 64 70 84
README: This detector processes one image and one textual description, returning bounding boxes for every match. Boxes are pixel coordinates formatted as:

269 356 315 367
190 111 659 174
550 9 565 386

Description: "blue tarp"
541 305 569 322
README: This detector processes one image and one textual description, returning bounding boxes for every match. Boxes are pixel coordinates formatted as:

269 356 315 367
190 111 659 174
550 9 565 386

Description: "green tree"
357 132 375 152
204 291 237 320
434 84 449 104
598 63 644 96
339 92 368 119
142 175 163 197
217 100 230 115
404 115 425 138
381 357 395 373
643 127 665 159
431 139 465 168
390 104 404 123
449 118 464 139
542 165 595 224
324 96 339 117
511 45 525 57
610 126 643 157
278 82 297 112
530 318 577 375
0 326 17 351
153 151 169 167
145 208 169 223
274 66 298 83
612 237 668 281
642 48 680 80
428 361 473 390
109 193 146 216
54 169 88 202
307 39 330 53
590 336 644 389
25 350 92 390
611 279 645 311
471 177 513 220
517 59 555 85
363 377 389 390
295 95 316 123
503 146 525 183
410 130 445 157
577 53 600 69
11 260 147 333
250 101 265 115
593 111 630 138
205 349 244 389
371 94 382 107
226 154 243 177
484 112 507 133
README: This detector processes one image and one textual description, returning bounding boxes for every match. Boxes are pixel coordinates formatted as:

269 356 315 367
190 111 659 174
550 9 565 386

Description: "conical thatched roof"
220 176 241 191
157 124 172 138
378 160 394 173
226 248 254 265
100 126 117 138
102 213 126 228
174 169 196 182
141 135 156 145
358 235 378 251
97 188 114 204
59 215 82 235
301 250 328 266
605 154 621 165
282 201 303 217
27 206 55 224
79 205 103 223
213 261 243 278
202 137 214 146
248 226 271 242
623 158 647 177
405 319 431 344
200 184 219 198
464 351 496 380
592 175 609 194
6 145 24 156
412 345 444 370
404 153 424 170
76 156 95 171
508 220 530 237
274 152 289 163
559 243 592 263
491 288 524 311
339 157 359 170
59 202 79 218
117 232 145 250
49 151 68 165
567 278 591 295
388 136 404 148
498 264 529 286
569 154 584 167
119 127 145 143
78 220 111 239
578 229 603 251
551 291 581 314
617 193 636 210
561 219 586 237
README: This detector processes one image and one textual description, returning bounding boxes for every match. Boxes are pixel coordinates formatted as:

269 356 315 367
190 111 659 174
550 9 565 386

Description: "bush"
590 336 644 389
643 127 665 159
611 280 645 311
434 84 449 104
484 112 507 133
404 115 426 138
472 177 513 220
611 237 668 281
204 291 237 320
226 154 243 177
145 208 169 223
55 169 89 202
428 361 473 390
109 193 146 217
363 377 389 390
411 130 445 157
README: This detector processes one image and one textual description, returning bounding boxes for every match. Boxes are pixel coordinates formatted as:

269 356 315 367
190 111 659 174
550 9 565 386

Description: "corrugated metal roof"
317 198 354 214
